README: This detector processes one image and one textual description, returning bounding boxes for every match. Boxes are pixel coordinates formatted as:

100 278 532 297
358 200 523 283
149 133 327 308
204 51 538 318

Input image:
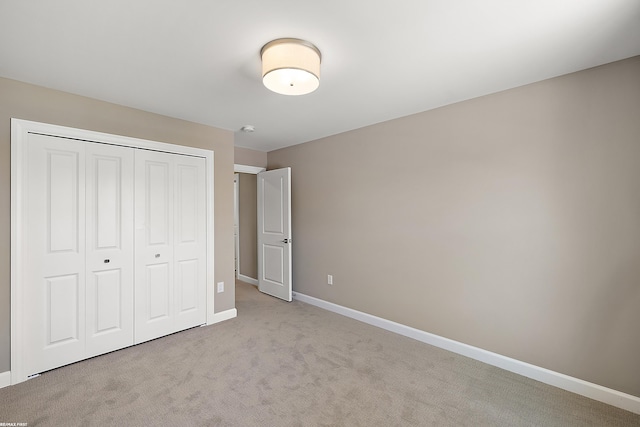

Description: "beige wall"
238 173 258 279
0 77 236 373
234 146 267 168
268 56 640 397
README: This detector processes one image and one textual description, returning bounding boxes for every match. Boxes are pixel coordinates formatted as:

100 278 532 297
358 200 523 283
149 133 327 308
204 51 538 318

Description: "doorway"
234 165 264 286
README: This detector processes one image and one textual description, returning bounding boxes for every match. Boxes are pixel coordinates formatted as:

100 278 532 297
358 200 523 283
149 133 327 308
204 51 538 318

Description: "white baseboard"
0 371 10 388
238 274 258 286
293 291 640 415
207 308 237 325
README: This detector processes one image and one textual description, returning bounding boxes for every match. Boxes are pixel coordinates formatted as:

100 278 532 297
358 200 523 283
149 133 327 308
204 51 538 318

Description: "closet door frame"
10 118 216 385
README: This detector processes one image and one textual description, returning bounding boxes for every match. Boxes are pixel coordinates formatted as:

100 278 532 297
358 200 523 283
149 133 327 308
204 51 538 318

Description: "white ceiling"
1 1 639 152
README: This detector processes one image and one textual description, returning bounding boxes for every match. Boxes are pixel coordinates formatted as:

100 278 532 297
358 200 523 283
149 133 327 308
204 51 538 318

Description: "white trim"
234 164 265 174
292 291 640 415
238 274 258 286
10 120 24 386
234 174 240 279
0 371 11 388
11 118 216 384
206 152 216 327
207 308 237 325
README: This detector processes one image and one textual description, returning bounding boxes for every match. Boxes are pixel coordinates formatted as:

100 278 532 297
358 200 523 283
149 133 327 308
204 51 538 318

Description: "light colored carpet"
1 280 638 426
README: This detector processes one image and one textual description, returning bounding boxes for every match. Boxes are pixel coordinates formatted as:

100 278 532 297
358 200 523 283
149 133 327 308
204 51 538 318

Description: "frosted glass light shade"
261 38 321 96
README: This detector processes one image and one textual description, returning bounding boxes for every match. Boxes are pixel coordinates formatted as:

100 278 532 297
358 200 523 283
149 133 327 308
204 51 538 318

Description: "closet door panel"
135 150 174 344
147 263 171 320
85 144 135 357
174 157 207 330
25 134 86 376
148 162 171 245
47 274 81 344
93 270 123 330
177 260 198 313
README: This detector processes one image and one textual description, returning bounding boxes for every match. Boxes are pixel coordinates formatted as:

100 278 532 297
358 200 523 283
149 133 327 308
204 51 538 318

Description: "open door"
257 168 292 301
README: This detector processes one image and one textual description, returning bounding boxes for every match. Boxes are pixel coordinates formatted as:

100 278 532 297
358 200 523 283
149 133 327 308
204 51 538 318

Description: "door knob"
104 259 110 263
155 254 160 258
282 238 291 244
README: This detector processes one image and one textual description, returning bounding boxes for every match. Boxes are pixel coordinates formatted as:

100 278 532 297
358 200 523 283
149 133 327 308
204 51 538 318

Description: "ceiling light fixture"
261 38 321 96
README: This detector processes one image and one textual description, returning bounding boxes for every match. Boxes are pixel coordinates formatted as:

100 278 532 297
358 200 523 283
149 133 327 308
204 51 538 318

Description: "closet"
14 121 209 381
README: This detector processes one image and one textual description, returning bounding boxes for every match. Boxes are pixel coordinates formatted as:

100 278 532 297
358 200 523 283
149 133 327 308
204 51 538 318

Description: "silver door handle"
282 238 291 244
155 254 160 258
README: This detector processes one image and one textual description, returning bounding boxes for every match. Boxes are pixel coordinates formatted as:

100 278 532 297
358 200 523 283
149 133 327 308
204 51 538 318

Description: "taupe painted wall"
238 173 258 279
268 56 640 397
0 77 236 373
234 146 267 168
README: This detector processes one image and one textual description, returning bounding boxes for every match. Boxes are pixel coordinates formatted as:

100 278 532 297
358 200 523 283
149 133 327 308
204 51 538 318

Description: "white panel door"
24 133 87 375
135 150 175 343
173 155 206 330
85 143 135 356
135 150 207 343
258 168 292 301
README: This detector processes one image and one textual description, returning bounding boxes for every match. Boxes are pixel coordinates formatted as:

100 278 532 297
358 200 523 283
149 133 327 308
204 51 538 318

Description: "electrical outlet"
217 282 224 293
328 275 333 285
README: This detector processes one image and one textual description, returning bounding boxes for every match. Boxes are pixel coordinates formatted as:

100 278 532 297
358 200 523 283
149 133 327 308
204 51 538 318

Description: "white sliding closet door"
24 134 87 375
85 143 135 357
134 150 206 343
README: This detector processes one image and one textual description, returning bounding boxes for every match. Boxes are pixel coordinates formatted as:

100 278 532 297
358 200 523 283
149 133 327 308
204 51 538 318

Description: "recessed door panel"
262 245 284 286
177 259 198 313
48 150 80 253
262 177 284 234
147 263 171 320
93 269 122 333
177 164 198 243
148 162 170 246
47 274 80 345
95 157 121 249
